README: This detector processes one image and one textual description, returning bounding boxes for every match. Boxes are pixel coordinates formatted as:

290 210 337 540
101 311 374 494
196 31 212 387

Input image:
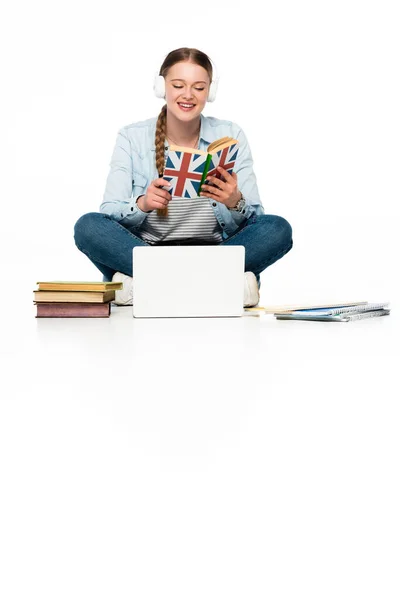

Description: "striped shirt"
138 195 223 244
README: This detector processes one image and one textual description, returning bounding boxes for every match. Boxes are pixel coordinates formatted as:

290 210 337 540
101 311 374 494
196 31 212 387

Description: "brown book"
33 290 115 303
36 281 122 291
35 302 111 317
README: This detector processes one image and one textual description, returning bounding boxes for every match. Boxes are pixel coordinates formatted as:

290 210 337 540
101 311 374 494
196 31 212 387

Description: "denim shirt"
100 113 265 240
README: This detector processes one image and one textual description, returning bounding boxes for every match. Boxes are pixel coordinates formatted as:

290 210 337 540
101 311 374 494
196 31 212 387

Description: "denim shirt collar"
150 113 213 150
198 113 213 144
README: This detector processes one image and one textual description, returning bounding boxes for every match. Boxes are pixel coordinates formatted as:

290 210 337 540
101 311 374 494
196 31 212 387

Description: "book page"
169 145 207 155
207 137 237 153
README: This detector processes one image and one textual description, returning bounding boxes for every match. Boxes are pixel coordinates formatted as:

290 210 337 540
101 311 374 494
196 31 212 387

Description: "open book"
163 136 239 199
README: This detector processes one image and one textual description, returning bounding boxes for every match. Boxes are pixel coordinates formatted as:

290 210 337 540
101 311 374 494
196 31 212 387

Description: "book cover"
33 290 115 303
35 302 111 317
36 281 122 292
163 137 239 198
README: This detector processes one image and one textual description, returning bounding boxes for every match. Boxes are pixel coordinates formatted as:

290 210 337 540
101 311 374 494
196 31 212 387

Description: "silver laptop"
132 245 245 318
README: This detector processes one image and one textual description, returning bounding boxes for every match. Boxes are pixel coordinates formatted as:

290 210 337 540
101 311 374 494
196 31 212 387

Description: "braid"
155 104 168 216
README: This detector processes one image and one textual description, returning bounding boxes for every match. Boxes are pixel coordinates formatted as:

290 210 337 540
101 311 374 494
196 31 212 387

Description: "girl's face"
164 61 210 123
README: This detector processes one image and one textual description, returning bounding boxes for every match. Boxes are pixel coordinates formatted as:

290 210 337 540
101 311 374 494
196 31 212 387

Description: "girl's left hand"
200 166 241 209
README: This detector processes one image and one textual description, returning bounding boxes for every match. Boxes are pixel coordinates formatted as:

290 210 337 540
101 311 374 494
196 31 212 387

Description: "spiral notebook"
283 302 389 317
276 309 390 322
257 301 369 314
274 302 390 322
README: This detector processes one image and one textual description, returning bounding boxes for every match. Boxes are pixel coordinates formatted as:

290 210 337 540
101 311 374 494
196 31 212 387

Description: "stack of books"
33 281 123 318
245 301 390 321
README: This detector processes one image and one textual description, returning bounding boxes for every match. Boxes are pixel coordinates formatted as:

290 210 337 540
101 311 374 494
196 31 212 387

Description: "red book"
35 302 111 318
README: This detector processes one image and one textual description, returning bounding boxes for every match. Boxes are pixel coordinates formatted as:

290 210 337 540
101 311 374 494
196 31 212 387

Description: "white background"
1 0 399 303
1 1 399 599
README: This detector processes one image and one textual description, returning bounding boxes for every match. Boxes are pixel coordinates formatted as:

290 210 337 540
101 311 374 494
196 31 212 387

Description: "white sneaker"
112 272 133 305
243 272 260 307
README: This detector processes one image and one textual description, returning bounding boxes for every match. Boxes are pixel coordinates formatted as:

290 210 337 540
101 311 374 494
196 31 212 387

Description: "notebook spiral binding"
342 309 390 321
329 303 389 315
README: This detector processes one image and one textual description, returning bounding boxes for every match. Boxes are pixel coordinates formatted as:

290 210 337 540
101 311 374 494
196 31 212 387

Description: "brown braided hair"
155 47 213 216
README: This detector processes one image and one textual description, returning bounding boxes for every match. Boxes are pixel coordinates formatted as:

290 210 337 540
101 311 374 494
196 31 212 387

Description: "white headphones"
153 58 219 103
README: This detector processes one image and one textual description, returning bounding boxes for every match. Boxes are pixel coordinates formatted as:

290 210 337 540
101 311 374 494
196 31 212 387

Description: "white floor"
1 262 399 600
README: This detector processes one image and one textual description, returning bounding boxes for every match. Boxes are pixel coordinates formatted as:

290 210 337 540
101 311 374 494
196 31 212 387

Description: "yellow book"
33 290 115 303
36 281 122 292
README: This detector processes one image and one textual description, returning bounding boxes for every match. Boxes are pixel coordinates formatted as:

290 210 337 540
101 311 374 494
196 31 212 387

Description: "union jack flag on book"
163 138 239 199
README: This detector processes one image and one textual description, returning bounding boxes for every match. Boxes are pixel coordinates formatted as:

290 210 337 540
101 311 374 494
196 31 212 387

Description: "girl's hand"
137 177 172 212
199 166 241 208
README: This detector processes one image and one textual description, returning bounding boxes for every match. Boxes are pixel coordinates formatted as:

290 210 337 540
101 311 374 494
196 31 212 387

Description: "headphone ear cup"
207 79 218 103
154 75 166 99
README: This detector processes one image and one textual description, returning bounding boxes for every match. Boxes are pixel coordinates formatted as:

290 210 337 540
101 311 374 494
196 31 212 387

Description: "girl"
74 47 293 306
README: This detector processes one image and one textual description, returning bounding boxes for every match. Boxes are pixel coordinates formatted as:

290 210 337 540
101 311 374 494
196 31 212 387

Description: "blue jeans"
73 212 293 289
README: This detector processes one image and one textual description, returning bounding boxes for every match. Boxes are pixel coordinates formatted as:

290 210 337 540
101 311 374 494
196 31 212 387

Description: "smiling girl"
74 47 293 306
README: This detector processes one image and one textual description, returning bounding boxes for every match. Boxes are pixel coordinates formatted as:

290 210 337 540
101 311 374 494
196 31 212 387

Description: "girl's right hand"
137 178 172 213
